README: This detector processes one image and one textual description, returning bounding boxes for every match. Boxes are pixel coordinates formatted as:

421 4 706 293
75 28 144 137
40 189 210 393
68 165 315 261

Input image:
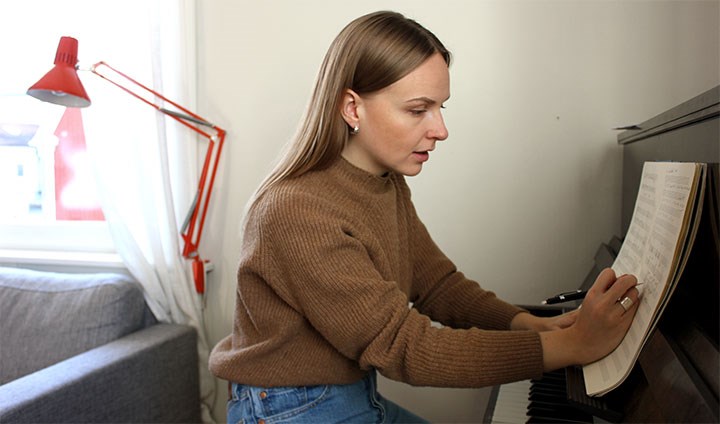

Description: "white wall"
196 1 719 421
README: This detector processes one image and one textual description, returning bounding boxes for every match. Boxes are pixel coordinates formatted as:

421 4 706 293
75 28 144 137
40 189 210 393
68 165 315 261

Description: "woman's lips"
413 151 430 162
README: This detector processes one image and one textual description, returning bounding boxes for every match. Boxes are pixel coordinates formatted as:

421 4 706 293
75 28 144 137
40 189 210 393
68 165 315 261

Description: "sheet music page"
582 161 703 396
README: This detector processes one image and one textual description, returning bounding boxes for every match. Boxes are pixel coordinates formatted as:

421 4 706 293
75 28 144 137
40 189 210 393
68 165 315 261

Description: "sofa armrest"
0 323 200 424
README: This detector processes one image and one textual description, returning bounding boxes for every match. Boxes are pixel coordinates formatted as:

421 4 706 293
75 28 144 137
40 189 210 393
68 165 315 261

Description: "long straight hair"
250 11 451 207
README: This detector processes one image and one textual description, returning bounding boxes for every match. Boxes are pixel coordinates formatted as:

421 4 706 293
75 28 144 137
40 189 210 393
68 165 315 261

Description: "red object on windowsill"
27 36 226 294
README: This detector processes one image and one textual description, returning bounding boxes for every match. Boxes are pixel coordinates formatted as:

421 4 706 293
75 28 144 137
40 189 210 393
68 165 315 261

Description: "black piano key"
530 384 566 398
529 387 561 397
529 391 564 404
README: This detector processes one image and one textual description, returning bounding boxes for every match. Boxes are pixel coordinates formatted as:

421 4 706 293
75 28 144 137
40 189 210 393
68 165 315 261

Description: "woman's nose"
430 113 449 141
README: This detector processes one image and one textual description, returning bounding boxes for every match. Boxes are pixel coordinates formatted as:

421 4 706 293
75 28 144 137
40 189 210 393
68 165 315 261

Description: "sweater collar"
333 156 394 194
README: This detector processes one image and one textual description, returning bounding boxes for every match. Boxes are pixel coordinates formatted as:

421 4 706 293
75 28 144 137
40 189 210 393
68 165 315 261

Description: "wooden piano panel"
630 331 718 423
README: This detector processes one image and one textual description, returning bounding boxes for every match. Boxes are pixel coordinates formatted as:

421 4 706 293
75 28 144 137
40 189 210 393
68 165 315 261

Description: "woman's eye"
410 109 426 116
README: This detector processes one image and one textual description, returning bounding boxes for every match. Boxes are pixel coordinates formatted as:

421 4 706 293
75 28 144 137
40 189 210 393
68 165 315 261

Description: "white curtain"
84 1 216 422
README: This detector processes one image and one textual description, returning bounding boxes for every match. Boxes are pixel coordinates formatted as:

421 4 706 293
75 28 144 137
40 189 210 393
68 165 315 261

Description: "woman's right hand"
539 268 640 371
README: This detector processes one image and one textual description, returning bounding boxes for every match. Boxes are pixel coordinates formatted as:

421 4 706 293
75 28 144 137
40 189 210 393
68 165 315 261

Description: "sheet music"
583 161 705 396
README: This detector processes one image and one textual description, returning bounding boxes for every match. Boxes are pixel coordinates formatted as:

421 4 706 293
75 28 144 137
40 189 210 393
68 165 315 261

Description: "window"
0 1 163 261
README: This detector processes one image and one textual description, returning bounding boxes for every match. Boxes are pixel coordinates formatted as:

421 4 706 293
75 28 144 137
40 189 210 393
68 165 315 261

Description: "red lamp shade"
27 36 91 108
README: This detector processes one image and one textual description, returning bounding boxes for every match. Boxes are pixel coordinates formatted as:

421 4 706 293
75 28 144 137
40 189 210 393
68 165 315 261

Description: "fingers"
587 268 641 319
591 268 617 293
590 269 637 300
551 309 579 330
605 273 638 301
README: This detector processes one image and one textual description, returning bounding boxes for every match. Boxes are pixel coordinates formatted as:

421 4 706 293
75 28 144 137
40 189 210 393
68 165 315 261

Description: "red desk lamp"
28 36 226 294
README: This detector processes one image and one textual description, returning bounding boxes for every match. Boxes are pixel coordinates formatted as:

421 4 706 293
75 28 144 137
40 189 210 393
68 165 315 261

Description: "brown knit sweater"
209 157 544 388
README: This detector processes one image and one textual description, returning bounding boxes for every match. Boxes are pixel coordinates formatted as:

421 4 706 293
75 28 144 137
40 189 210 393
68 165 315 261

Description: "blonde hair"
251 11 451 205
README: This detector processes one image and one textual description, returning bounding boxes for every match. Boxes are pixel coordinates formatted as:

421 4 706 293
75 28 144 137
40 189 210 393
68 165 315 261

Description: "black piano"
485 85 720 423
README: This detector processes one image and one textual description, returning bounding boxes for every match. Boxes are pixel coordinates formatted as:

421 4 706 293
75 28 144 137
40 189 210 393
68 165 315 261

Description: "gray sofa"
0 266 201 423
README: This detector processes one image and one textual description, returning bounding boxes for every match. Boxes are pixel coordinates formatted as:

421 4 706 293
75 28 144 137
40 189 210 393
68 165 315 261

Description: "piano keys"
487 379 531 423
487 371 598 424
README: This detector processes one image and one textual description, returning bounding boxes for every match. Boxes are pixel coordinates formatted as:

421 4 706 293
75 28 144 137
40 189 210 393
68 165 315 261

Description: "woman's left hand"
541 309 578 330
510 309 579 332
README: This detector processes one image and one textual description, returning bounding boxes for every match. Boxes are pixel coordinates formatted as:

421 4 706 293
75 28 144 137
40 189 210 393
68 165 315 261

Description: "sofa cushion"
0 267 149 384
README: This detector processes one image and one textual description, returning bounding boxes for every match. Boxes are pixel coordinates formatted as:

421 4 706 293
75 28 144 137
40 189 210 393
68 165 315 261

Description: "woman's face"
342 53 450 177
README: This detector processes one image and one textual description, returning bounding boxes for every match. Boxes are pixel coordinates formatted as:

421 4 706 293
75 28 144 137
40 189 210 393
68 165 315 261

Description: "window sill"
0 249 126 272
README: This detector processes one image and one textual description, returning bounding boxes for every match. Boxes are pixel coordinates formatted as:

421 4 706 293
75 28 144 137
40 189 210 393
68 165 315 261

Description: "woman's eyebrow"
405 96 435 104
405 95 450 105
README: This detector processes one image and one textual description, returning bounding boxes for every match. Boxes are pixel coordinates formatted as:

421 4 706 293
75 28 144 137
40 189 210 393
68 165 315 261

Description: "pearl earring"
350 125 359 135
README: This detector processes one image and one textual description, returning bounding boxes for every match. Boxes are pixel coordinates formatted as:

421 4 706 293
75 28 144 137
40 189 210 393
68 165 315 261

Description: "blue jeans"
227 371 428 423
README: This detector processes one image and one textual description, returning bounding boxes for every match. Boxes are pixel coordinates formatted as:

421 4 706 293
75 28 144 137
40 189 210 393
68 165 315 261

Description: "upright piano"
486 85 720 423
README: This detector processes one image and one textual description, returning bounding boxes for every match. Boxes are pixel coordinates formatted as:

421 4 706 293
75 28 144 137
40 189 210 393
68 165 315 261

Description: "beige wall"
196 1 719 421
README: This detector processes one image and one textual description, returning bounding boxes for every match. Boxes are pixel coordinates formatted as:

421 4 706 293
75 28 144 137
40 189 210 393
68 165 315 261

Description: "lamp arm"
89 61 226 294
160 107 212 127
90 61 219 137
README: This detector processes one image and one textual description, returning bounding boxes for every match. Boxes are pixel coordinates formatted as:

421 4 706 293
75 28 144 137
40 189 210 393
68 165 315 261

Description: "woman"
209 10 639 423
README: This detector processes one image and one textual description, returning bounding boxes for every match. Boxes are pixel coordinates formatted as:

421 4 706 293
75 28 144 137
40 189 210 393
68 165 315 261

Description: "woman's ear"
340 89 360 128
